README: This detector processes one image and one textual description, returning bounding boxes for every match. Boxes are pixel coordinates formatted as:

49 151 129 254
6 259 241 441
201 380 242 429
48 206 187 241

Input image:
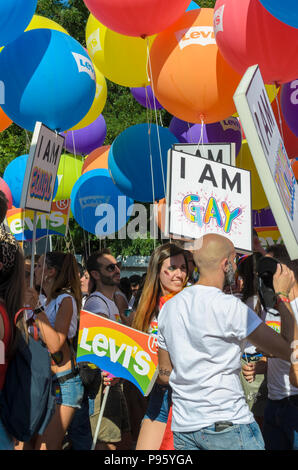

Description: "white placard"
173 142 236 166
166 150 252 253
20 122 65 213
234 65 298 260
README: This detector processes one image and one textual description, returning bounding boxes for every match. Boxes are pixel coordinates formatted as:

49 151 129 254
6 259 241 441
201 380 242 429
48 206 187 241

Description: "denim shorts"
52 370 84 409
143 383 172 423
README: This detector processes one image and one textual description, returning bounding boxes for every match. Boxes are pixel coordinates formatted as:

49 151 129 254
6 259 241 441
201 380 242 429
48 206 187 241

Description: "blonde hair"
132 243 188 333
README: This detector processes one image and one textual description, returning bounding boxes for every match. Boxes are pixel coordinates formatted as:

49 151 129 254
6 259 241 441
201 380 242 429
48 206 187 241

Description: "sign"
166 149 252 253
20 122 64 213
173 142 236 166
234 65 298 259
77 310 159 396
6 200 70 241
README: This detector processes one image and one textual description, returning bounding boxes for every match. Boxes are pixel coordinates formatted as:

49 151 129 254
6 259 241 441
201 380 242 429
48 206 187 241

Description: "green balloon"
55 154 84 201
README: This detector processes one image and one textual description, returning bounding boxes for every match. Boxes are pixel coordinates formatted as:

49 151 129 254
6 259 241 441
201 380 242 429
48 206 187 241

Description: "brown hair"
45 252 82 315
132 243 188 333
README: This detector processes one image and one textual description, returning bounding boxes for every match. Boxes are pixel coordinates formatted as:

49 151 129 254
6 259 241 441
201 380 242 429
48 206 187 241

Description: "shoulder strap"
85 293 111 317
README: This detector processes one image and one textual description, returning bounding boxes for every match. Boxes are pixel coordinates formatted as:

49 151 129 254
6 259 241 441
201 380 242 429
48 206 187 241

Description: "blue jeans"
52 370 84 409
173 421 264 450
263 398 298 450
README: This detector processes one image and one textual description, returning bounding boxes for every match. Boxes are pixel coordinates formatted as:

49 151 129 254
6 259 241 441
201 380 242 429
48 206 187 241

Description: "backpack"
0 308 56 442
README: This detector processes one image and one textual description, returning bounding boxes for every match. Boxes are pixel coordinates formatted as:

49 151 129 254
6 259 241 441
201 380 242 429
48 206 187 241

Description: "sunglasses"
101 262 122 273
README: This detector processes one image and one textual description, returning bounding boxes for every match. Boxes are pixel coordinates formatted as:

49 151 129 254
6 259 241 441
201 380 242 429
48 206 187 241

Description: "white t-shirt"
45 293 78 339
242 295 267 355
158 285 262 433
84 291 120 323
265 298 298 400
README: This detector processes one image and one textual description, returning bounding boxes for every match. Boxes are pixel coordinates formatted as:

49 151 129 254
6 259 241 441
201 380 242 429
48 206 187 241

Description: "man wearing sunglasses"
84 249 132 451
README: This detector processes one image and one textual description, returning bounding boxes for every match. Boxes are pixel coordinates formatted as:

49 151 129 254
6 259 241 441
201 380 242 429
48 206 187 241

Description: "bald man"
157 234 296 451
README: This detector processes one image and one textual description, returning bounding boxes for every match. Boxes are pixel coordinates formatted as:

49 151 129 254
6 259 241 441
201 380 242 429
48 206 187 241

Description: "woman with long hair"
32 251 83 450
132 242 189 450
0 229 30 450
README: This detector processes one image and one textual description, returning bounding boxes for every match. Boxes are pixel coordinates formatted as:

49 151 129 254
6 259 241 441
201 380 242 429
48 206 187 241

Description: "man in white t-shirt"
157 234 296 451
84 249 132 451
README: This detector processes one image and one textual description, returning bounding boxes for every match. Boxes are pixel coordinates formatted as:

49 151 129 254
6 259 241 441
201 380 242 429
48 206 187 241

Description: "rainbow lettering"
77 310 158 396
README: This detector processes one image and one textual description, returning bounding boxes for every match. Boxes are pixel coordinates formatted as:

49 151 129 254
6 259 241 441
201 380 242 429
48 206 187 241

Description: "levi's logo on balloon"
175 27 216 50
221 118 241 133
72 53 96 80
213 5 225 36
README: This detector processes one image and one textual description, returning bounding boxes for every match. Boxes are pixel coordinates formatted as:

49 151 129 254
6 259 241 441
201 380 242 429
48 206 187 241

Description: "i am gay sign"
77 310 159 396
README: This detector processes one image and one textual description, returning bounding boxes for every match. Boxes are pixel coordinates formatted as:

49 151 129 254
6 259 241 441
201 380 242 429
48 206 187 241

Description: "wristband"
276 295 291 305
275 292 290 298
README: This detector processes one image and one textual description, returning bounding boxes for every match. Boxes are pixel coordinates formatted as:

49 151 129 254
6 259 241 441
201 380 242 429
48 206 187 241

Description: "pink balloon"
0 177 12 209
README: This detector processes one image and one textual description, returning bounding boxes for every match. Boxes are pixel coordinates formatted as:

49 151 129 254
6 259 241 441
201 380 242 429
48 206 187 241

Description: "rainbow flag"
77 310 159 396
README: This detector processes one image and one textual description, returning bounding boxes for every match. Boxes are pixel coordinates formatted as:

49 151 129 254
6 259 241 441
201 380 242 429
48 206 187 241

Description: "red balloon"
214 0 298 84
83 0 190 37
0 178 12 209
272 92 298 158
292 160 298 180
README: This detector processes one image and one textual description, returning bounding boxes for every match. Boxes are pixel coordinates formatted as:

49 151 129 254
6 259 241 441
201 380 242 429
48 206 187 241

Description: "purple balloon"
62 114 107 155
169 116 242 156
252 208 276 227
281 80 298 137
130 85 163 110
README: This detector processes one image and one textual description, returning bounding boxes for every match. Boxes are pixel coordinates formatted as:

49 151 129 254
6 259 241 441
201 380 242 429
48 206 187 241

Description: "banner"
255 226 282 249
20 122 64 213
77 310 159 396
234 65 298 260
6 199 70 241
166 149 252 253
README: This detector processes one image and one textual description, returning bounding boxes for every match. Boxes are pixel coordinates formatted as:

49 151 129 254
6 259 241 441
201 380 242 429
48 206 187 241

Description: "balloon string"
196 115 206 158
146 37 166 200
148 124 157 250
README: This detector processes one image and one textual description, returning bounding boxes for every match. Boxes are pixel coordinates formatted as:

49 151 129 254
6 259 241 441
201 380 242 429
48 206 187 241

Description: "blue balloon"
0 0 37 47
186 1 200 11
0 29 96 132
108 124 177 202
71 169 134 236
4 154 58 208
258 0 298 29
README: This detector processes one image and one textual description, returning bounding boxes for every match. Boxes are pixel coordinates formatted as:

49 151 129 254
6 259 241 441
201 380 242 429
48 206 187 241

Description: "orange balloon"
155 198 166 233
82 145 110 174
150 9 241 124
292 160 298 180
0 106 12 132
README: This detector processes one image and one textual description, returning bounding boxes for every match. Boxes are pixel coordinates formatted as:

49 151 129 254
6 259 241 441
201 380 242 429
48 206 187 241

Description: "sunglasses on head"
102 262 122 273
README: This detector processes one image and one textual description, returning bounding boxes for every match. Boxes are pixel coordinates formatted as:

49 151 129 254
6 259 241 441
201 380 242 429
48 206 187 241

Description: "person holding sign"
158 234 297 450
133 243 189 450
32 252 83 450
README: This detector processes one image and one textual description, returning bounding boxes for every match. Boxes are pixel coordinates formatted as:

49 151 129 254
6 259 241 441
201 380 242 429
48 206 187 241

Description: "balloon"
292 159 298 180
236 140 268 210
258 0 298 30
69 64 107 131
214 0 298 84
272 92 298 158
0 178 13 210
0 107 12 133
62 115 107 155
3 155 58 208
281 80 298 137
0 0 37 47
82 145 110 174
155 198 166 233
150 9 241 124
55 154 84 201
0 29 96 132
83 0 191 37
169 116 242 156
26 15 69 34
86 14 154 87
71 169 134 237
108 124 177 202
187 1 200 11
130 86 163 110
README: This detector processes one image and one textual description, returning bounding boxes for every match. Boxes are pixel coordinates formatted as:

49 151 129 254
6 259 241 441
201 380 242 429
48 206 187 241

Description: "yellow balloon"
234 84 279 118
68 64 107 131
26 15 69 35
86 14 155 88
236 140 268 210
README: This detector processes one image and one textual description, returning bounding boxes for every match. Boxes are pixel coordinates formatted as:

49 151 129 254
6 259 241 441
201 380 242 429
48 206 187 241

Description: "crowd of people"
0 189 298 451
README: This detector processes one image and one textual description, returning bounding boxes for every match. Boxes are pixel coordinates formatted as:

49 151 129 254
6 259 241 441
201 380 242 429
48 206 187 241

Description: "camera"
256 256 279 310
